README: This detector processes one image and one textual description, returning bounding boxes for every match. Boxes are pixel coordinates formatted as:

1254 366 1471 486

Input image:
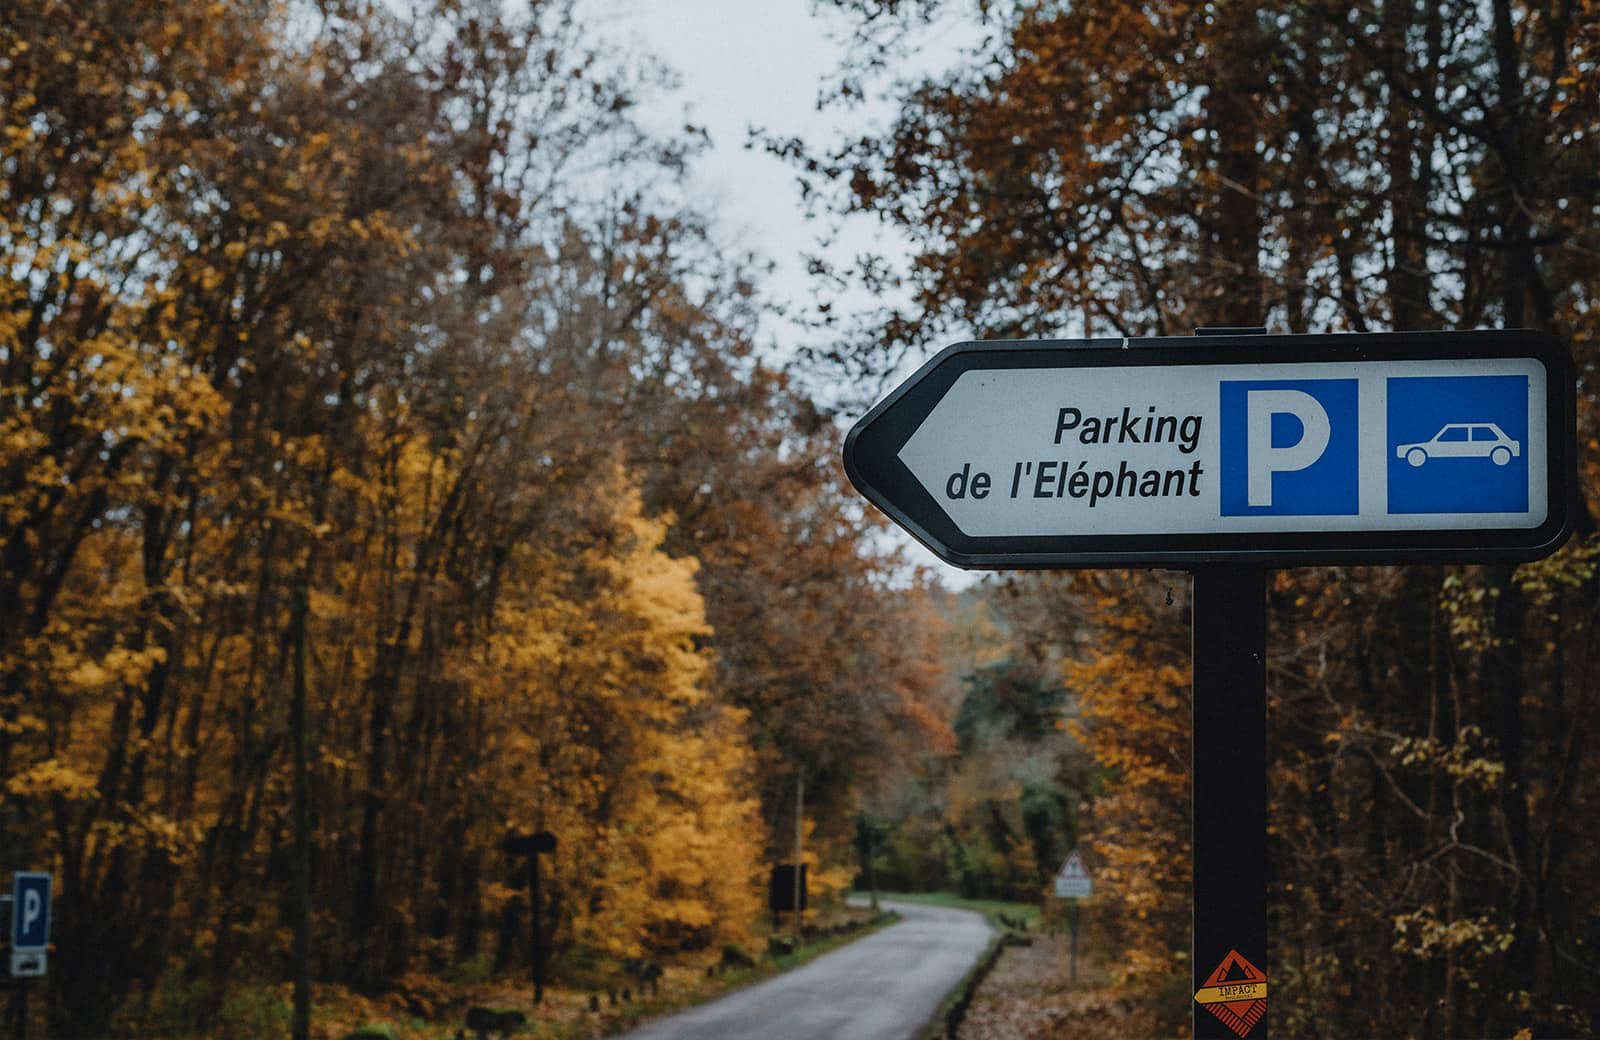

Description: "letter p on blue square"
1220 380 1359 516
1388 375 1529 514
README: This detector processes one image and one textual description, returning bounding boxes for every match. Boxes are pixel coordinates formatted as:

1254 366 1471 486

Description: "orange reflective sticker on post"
1194 949 1267 1037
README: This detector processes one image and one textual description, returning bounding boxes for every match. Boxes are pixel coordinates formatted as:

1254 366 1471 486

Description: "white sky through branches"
608 0 979 583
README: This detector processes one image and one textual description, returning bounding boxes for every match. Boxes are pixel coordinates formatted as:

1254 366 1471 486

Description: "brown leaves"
957 934 1167 1040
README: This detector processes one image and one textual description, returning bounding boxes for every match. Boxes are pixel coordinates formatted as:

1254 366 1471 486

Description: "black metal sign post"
1188 328 1269 1040
504 831 556 1006
1191 567 1268 1038
842 328 1576 1040
531 847 544 1005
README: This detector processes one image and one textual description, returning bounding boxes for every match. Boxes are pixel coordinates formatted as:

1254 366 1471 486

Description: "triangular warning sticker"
1193 949 1267 1038
1201 949 1266 987
1220 959 1253 983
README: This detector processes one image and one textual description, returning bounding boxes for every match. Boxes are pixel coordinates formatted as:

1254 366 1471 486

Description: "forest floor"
955 932 1174 1040
236 906 900 1040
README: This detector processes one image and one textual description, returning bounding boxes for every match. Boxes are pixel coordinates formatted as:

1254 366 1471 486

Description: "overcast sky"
606 1 988 352
606 0 979 583
609 0 896 347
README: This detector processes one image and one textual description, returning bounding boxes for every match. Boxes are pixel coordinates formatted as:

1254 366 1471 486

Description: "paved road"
618 901 993 1040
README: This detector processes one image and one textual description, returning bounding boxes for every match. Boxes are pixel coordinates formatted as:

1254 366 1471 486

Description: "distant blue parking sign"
1389 376 1530 514
11 873 50 951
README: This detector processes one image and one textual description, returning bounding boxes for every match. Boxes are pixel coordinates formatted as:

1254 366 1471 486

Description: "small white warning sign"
1055 849 1092 899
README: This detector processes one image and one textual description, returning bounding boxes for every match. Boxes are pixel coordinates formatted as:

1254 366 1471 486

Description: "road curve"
618 901 993 1040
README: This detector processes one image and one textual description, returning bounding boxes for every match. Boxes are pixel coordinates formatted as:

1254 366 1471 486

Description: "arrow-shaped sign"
842 331 1573 569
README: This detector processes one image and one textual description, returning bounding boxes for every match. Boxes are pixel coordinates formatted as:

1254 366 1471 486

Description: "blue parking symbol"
1221 380 1359 516
1388 376 1528 514
11 873 50 951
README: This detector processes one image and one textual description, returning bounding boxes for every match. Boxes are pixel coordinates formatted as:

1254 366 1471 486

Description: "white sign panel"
900 358 1549 537
843 332 1573 569
10 949 45 978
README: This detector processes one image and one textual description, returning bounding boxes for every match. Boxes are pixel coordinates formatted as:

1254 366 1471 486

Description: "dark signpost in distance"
503 831 556 1005
769 864 807 915
843 329 1576 1039
503 831 557 858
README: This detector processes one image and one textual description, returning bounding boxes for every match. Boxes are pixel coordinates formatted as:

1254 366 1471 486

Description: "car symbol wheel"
1491 446 1511 466
1406 447 1428 467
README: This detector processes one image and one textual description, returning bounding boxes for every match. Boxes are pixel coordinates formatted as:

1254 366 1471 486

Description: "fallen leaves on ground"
957 934 1167 1040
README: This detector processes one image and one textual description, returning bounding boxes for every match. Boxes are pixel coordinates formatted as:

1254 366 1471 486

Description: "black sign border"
842 330 1576 569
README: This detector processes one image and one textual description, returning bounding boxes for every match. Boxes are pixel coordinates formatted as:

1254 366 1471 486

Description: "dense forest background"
0 2 950 1036
4 0 1600 1039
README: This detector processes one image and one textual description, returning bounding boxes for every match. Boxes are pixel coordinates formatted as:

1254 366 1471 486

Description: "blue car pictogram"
1395 422 1521 468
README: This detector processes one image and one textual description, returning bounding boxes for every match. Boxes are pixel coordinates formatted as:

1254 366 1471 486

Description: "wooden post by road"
793 774 804 935
503 831 556 1007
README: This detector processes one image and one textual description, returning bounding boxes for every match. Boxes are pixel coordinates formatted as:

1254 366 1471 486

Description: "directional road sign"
843 330 1574 568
